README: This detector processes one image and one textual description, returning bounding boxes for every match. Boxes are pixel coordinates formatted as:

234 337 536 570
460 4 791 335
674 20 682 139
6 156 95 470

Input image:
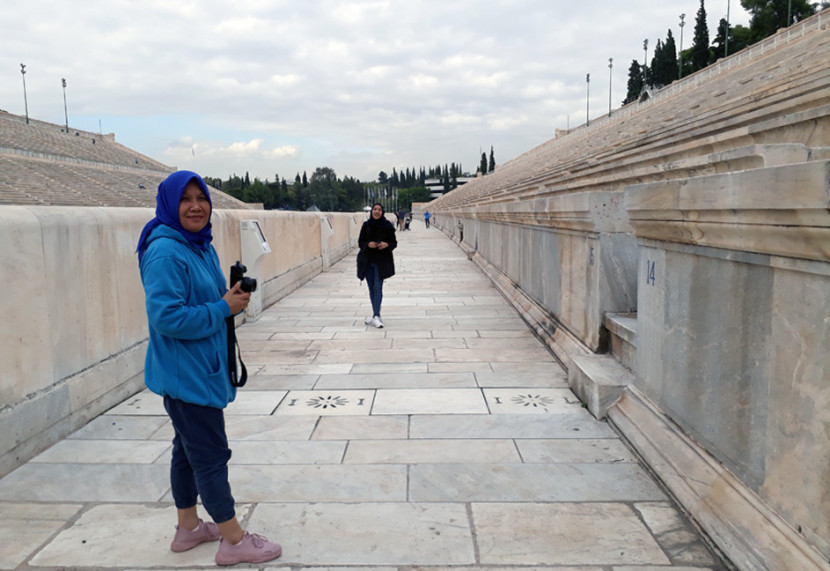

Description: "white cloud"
1 0 754 182
266 145 299 158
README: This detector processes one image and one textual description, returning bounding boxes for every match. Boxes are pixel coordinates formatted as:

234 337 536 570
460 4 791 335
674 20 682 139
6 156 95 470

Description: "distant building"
424 177 474 199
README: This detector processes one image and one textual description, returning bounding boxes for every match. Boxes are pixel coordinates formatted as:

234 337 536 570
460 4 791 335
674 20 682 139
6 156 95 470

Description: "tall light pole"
725 0 731 57
608 58 613 117
643 39 649 88
20 63 29 124
678 14 686 79
788 0 793 26
61 78 69 133
586 73 590 126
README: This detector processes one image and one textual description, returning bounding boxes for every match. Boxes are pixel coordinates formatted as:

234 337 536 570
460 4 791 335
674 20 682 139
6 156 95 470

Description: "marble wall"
426 10 830 564
0 207 362 477
629 160 830 562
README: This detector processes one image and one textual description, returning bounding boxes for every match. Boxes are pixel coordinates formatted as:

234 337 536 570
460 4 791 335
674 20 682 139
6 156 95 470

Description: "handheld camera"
230 261 257 293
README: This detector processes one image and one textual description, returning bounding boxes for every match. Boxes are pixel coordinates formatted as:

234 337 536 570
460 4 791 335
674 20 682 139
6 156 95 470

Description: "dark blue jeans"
365 262 383 317
163 396 235 523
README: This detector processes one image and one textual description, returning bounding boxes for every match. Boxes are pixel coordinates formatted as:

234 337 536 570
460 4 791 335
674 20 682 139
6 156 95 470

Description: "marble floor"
0 221 727 570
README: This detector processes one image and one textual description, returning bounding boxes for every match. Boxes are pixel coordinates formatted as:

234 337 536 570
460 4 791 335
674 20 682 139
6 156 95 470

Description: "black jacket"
357 217 397 281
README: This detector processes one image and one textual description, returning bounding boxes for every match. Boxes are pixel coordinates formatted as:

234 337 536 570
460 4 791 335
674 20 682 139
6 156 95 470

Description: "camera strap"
226 317 248 388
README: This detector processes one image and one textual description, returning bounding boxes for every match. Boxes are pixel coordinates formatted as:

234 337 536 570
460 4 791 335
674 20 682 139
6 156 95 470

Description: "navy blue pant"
163 396 236 524
365 263 383 317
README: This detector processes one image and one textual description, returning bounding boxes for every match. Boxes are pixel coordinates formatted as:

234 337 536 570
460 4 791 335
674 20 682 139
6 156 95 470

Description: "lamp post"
788 0 792 26
20 63 29 124
678 14 686 79
586 73 590 126
61 78 69 133
608 58 613 117
643 39 648 89
725 0 731 57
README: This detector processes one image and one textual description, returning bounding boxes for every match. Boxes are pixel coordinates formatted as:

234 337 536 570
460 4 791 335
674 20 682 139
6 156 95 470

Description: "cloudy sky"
2 1 749 183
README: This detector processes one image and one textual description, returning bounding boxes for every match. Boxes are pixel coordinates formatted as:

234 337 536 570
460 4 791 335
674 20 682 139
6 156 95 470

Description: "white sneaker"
364 316 373 325
371 316 384 328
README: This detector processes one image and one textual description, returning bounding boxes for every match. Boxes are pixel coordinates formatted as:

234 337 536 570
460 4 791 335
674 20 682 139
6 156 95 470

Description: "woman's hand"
223 282 251 314
368 241 379 249
377 241 388 250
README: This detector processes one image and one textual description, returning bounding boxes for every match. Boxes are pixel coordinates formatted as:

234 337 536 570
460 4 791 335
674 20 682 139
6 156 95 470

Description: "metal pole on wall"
608 58 613 117
586 73 590 126
20 63 29 124
725 0 731 57
62 78 69 133
678 14 686 79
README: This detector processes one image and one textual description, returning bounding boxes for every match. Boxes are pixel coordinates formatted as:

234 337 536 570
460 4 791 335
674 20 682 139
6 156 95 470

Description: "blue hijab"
136 170 214 263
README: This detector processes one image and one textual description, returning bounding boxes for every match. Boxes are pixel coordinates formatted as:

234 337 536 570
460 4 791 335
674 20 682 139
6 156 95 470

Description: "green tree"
624 60 644 104
479 152 487 175
741 0 821 41
488 146 495 173
651 31 678 87
307 167 340 211
713 18 753 59
690 0 711 73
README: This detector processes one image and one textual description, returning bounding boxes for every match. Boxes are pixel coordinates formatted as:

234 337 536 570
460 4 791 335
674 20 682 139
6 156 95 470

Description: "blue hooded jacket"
138 173 236 408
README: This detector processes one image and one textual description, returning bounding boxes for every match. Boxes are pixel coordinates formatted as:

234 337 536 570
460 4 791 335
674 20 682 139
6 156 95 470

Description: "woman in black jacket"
357 203 397 328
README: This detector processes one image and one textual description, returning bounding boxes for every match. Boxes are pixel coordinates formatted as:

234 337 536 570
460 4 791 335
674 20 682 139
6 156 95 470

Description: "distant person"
424 210 431 229
357 202 397 328
136 170 282 566
397 208 406 231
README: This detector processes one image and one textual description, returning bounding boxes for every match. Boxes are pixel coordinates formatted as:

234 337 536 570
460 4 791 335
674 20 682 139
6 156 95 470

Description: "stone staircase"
569 313 636 420
0 112 255 209
434 15 830 212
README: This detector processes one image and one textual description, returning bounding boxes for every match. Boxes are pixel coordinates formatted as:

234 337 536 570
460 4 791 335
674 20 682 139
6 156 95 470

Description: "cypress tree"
691 0 711 72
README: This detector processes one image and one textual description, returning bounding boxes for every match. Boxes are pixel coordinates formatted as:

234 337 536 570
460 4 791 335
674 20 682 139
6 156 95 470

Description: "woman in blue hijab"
137 170 282 565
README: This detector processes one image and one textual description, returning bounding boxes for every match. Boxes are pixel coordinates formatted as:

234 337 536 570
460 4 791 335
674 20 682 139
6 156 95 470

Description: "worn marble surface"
0 226 723 570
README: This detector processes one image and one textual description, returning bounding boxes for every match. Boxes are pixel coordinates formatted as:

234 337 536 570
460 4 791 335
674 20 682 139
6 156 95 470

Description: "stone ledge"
468 252 591 371
608 386 830 570
603 313 637 371
569 354 632 419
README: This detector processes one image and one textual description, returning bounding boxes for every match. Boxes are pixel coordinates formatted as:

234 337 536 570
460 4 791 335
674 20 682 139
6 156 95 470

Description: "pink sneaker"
170 519 221 552
215 531 282 565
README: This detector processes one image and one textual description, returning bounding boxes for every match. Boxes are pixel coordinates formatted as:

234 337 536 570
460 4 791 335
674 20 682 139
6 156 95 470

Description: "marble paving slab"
249 502 476 566
273 390 375 416
239 373 319 390
475 371 569 387
67 414 170 440
409 463 667 502
311 415 410 440
224 414 319 440
343 438 520 464
371 388 489 415
410 413 618 439
472 503 671 566
30 439 170 464
634 502 720 566
517 438 639 463
229 464 407 502
483 388 584 413
229 440 346 465
0 463 170 502
314 371 477 389
104 390 166 415
435 347 557 363
227 390 288 414
258 363 352 376
351 362 428 374
29 504 229 568
0 503 83 570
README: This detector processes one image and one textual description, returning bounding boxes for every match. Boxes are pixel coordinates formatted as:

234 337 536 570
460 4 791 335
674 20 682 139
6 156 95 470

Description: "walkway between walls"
0 219 727 569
